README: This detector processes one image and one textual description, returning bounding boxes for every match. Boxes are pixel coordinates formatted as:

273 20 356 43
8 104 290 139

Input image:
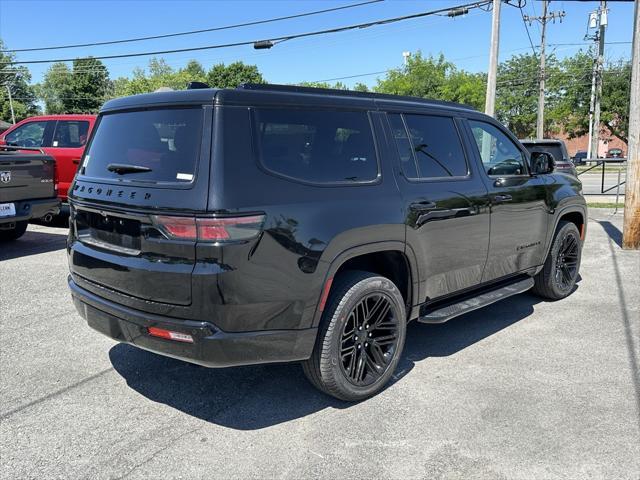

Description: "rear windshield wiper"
107 163 152 175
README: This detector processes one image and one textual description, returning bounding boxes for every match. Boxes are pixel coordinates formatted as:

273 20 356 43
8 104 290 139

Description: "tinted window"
469 120 526 176
53 120 90 148
82 108 203 183
402 114 468 178
388 114 418 179
255 109 378 184
5 121 48 147
521 142 564 163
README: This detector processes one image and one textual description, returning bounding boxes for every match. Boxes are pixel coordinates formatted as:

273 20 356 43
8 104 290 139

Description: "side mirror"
530 152 554 174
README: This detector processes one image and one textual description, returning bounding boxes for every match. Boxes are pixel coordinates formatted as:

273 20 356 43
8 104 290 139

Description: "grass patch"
586 202 624 208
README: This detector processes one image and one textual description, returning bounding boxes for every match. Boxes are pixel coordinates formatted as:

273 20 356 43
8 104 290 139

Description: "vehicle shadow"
109 291 546 430
0 228 68 261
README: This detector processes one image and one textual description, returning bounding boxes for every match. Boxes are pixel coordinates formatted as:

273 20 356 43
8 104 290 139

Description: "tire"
0 221 28 242
532 221 582 300
302 271 407 401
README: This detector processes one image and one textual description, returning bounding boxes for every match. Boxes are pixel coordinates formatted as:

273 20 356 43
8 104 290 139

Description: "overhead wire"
0 0 493 66
0 0 383 53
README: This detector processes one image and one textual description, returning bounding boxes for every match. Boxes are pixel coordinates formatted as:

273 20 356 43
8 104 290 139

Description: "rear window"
81 108 203 183
521 143 564 163
254 109 378 184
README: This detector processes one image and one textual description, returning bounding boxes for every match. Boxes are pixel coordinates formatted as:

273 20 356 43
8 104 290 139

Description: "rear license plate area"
77 210 141 253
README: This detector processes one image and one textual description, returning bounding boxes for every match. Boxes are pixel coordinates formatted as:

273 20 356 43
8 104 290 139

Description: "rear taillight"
152 214 265 242
54 165 59 194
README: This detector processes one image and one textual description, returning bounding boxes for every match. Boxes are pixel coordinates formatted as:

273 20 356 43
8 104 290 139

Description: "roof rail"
237 83 476 111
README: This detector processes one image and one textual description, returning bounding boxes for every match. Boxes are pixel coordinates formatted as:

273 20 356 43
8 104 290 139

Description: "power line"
0 0 383 54
0 0 492 66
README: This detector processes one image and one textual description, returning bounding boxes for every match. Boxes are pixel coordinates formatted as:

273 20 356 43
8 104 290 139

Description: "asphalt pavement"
579 171 627 195
1 210 639 479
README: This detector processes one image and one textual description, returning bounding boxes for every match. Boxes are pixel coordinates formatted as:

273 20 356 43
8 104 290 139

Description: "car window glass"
4 121 48 147
403 114 468 178
388 114 419 179
82 108 203 183
255 109 378 184
53 120 90 148
469 120 526 176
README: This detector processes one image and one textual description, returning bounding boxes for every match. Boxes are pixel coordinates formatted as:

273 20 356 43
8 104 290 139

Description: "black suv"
67 84 586 401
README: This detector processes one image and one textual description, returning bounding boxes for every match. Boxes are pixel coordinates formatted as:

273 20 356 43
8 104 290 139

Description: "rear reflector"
147 326 194 343
152 214 265 242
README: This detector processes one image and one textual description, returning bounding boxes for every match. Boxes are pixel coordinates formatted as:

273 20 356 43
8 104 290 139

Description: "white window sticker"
52 140 59 147
176 173 193 181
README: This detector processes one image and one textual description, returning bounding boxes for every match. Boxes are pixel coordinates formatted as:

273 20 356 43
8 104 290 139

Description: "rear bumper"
0 197 60 225
68 276 317 368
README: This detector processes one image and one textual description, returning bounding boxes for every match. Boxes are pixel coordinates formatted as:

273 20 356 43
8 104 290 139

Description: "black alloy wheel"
339 293 399 386
532 220 582 300
302 271 407 401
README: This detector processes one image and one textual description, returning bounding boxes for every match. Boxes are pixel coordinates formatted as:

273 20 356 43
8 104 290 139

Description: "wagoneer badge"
0 171 11 184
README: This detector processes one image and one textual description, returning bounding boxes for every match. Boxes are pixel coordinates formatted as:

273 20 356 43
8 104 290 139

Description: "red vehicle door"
44 119 91 202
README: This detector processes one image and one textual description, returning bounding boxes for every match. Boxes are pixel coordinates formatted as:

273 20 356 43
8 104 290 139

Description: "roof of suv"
101 83 478 114
520 139 565 146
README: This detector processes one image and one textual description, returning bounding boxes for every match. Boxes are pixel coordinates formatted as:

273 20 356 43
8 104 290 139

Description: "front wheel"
532 221 582 300
302 271 406 401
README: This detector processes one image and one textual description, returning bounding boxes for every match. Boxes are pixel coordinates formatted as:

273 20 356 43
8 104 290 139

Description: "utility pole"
623 0 640 249
5 85 15 125
586 2 608 160
484 0 501 118
524 3 565 139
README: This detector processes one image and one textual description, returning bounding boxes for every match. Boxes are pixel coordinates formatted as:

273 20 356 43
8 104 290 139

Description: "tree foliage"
206 61 264 88
39 57 110 114
113 58 264 97
0 40 39 122
375 52 486 110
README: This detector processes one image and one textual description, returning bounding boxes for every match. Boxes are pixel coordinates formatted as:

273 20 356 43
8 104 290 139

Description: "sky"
0 0 635 88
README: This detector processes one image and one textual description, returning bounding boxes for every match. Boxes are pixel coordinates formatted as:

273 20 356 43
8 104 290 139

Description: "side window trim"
388 111 472 182
250 107 382 187
467 118 530 178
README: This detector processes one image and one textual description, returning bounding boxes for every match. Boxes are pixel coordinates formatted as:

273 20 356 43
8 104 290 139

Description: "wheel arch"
311 241 419 327
543 203 587 261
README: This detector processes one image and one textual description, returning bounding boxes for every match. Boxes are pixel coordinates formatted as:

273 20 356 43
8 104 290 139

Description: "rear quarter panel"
208 106 407 331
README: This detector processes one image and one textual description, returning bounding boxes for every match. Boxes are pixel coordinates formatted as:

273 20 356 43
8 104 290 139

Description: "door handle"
493 194 512 203
410 201 437 211
72 158 81 165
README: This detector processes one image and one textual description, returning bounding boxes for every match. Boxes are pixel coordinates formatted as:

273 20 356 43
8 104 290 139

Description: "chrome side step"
418 277 534 324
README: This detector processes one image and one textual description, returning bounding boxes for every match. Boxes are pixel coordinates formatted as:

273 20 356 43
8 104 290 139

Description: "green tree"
601 59 631 143
552 50 594 139
374 52 485 109
0 39 39 122
206 61 264 88
66 58 110 113
39 62 73 114
495 53 560 138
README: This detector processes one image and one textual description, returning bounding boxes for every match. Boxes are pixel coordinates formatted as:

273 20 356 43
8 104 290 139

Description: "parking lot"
1 209 639 479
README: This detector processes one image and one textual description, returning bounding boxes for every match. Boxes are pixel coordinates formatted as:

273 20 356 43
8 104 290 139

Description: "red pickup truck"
0 114 96 214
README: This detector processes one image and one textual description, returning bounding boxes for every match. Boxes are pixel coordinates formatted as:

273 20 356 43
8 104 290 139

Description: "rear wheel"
532 221 582 300
0 221 28 242
302 271 406 401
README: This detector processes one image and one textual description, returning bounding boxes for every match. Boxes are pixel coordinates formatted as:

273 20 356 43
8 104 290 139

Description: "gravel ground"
1 209 639 479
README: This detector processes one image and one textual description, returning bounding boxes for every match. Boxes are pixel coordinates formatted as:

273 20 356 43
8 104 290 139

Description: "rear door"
68 105 212 307
45 119 91 200
386 111 490 302
465 119 550 283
